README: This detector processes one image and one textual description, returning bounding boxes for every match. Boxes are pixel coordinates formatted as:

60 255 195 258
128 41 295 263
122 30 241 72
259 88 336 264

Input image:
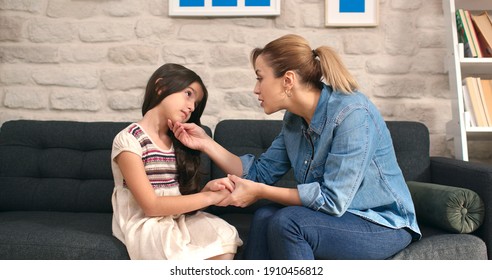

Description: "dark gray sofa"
0 119 490 260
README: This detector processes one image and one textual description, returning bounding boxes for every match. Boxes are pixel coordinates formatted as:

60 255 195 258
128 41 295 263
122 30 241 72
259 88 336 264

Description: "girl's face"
160 81 204 124
253 55 286 115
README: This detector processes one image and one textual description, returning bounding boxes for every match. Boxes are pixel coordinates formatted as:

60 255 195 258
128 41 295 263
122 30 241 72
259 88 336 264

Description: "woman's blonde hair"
251 34 358 93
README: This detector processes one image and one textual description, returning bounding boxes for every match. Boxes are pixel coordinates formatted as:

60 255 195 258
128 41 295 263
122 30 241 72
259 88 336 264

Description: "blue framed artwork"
169 0 281 16
325 0 378 27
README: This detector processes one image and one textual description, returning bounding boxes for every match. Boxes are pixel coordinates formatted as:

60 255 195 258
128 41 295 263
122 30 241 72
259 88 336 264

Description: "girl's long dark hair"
142 63 208 195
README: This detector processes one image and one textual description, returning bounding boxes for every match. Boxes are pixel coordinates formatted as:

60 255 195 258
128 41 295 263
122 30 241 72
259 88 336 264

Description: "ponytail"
314 46 359 93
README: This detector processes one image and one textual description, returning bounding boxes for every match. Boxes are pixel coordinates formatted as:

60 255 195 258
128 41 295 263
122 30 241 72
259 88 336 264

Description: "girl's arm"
115 151 232 217
169 120 243 176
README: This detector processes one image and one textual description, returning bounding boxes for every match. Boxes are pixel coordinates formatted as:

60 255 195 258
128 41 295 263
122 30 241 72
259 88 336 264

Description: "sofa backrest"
0 120 212 213
211 119 431 186
0 119 430 214
0 120 130 213
385 121 431 182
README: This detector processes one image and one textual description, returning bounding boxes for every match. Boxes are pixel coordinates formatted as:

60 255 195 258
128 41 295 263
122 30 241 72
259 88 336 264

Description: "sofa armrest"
429 156 492 259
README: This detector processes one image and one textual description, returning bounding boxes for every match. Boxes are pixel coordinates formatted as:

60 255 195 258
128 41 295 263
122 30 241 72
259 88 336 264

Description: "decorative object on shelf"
325 0 378 27
169 0 281 17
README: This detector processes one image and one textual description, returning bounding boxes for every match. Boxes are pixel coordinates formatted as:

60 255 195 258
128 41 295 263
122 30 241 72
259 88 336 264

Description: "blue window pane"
339 0 365 13
180 0 204 7
212 0 237 7
245 0 270 6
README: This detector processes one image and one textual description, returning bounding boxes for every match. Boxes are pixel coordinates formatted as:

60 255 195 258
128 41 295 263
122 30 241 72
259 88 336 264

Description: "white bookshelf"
444 0 492 160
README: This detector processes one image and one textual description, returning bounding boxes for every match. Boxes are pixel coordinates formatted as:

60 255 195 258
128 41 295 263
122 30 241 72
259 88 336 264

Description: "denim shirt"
240 84 421 239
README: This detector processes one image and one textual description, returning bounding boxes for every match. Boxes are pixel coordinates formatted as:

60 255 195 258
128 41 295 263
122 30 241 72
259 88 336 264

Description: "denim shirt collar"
307 84 332 136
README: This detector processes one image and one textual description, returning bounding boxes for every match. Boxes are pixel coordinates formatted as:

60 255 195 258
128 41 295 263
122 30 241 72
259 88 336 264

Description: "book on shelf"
462 84 477 127
463 77 489 127
465 10 483 57
456 9 481 57
477 77 492 125
471 11 492 57
481 79 492 125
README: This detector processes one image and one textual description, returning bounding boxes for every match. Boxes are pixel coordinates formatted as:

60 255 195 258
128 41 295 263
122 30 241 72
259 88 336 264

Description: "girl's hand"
227 174 260 208
168 120 210 151
202 177 235 193
208 189 232 206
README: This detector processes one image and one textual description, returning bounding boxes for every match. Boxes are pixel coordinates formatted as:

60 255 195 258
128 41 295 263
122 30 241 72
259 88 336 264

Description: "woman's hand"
227 174 261 208
168 120 211 151
209 189 233 206
202 177 235 193
202 178 235 207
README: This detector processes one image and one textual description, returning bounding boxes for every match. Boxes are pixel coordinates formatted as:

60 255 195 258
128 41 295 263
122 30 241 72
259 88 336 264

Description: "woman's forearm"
202 138 243 176
258 184 302 206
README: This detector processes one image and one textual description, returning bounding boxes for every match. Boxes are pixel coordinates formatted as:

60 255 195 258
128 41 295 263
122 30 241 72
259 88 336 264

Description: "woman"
170 34 421 260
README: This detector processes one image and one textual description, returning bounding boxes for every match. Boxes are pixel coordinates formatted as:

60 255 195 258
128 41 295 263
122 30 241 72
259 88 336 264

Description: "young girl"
170 34 421 260
111 63 242 260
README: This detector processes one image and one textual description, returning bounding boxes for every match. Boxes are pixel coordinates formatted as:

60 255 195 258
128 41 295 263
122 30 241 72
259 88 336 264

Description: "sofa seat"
390 231 487 260
0 211 129 259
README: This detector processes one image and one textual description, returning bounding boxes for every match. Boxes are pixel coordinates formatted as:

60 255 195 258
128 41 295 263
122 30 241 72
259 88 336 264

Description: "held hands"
203 177 235 193
202 178 235 206
226 174 260 208
202 175 260 208
168 120 210 151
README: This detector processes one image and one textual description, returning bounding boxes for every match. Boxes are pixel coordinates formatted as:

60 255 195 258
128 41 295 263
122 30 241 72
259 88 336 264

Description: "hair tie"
312 49 320 61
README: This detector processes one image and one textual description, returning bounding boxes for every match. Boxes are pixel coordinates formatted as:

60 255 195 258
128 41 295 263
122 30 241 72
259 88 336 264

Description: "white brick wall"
0 0 490 163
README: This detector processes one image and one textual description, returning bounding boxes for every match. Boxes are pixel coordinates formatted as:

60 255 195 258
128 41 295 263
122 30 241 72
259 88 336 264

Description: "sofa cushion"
386 121 431 182
407 181 485 233
390 234 487 260
0 120 130 213
0 211 129 259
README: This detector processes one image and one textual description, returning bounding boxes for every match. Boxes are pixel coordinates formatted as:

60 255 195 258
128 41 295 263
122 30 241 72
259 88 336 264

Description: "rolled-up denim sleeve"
297 182 324 210
239 154 256 179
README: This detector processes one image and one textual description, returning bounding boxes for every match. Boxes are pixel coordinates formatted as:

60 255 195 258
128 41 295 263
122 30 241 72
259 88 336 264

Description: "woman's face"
253 55 287 115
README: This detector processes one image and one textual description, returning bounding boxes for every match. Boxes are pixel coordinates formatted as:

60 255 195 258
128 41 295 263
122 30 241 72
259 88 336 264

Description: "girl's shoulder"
113 123 144 153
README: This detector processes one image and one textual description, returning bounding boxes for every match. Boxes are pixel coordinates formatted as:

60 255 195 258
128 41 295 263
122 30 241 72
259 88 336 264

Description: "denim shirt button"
304 160 308 165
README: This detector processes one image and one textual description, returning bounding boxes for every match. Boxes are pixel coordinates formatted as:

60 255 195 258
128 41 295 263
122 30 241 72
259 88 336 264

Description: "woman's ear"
283 70 295 89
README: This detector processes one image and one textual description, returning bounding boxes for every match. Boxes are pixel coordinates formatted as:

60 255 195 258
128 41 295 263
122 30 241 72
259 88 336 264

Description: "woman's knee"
267 206 305 236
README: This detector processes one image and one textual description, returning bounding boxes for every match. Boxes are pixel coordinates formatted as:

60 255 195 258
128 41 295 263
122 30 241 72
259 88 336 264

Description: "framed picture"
325 0 378 27
169 0 281 17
